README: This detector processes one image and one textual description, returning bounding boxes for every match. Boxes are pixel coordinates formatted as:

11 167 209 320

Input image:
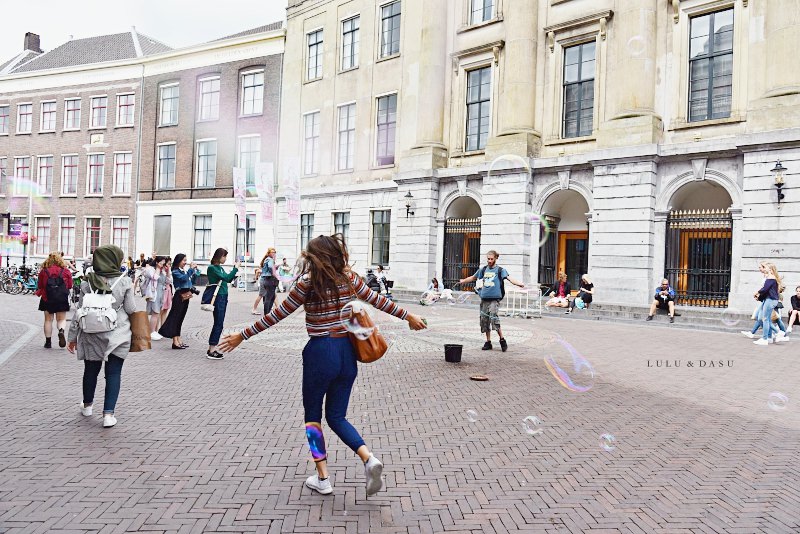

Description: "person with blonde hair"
753 261 783 346
566 274 594 314
35 252 74 348
546 272 571 308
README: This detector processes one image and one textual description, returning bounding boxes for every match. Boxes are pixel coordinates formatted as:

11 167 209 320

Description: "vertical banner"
233 167 247 229
255 162 274 224
283 157 301 225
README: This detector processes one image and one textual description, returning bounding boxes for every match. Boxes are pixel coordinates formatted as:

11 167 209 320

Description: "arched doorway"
443 196 481 289
664 181 733 307
538 190 590 292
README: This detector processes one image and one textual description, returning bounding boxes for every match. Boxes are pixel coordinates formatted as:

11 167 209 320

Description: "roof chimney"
24 32 42 53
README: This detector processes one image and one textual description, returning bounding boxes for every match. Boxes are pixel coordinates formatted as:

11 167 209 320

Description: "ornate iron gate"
664 209 732 307
443 217 481 290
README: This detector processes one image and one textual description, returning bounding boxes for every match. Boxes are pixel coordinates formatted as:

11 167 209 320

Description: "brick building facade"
135 24 284 269
0 30 170 263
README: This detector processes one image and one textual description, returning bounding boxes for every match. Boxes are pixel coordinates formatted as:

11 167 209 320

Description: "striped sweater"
241 273 408 339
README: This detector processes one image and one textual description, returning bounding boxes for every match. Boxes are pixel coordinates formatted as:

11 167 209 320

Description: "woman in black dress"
158 254 199 349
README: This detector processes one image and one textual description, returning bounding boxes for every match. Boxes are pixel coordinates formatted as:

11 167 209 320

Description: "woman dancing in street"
218 234 427 496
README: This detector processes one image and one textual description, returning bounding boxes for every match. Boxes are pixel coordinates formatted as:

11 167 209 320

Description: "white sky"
0 0 288 60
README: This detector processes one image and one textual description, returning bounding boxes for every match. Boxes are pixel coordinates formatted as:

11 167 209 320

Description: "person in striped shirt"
219 234 427 496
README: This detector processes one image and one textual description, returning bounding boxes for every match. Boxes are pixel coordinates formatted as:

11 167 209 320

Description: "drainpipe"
134 63 146 257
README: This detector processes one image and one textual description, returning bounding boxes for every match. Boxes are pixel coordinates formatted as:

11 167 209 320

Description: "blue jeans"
759 299 779 340
83 355 125 414
302 336 365 461
751 314 786 335
208 294 228 346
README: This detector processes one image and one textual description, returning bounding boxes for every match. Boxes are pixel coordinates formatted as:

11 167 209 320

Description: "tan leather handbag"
348 305 388 363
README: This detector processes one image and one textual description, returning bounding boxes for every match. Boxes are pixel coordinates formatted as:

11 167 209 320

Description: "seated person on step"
545 272 571 308
565 274 594 314
647 278 676 323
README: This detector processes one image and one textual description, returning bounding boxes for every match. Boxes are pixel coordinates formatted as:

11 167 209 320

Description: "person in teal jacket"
206 247 240 360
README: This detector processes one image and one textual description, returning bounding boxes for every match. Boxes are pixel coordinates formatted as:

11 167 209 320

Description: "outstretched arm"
459 275 477 284
218 279 308 352
506 276 525 288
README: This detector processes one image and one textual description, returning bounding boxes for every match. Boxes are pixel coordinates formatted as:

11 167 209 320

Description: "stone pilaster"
590 160 658 304
391 174 440 289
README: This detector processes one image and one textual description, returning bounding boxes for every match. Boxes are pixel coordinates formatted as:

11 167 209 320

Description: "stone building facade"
278 0 800 311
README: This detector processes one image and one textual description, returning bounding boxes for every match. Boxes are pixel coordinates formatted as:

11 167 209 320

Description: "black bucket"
444 344 463 363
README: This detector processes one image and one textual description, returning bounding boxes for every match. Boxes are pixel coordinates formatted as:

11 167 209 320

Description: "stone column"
597 2 661 147
480 170 532 284
400 1 449 172
764 0 800 96
486 0 539 159
590 161 658 305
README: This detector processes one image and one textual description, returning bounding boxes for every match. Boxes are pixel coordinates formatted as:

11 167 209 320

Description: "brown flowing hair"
42 252 67 269
300 234 355 302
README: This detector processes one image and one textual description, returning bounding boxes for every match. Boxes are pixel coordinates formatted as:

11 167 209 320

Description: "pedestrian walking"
253 248 278 315
217 234 427 496
752 261 783 346
458 251 524 352
142 257 168 340
35 252 73 348
206 248 240 360
277 258 292 292
67 245 136 428
158 254 198 350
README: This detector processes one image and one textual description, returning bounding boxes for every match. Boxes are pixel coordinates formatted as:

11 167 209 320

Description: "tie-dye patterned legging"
302 336 366 461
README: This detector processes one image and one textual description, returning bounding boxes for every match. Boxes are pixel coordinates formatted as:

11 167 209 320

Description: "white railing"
499 288 542 319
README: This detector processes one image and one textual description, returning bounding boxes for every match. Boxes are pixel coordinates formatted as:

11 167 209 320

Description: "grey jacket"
68 276 137 361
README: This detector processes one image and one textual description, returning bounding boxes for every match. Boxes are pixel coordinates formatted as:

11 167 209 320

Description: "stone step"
386 288 767 334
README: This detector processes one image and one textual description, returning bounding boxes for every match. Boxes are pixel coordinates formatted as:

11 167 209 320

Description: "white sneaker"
150 332 163 341
305 474 333 495
103 414 117 427
753 338 769 346
364 454 384 496
80 403 93 416
740 331 756 339
776 330 786 339
787 327 793 334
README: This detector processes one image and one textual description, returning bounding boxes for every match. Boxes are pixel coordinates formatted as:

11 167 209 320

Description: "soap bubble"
340 301 375 340
522 415 543 436
509 211 552 250
626 35 646 56
721 308 741 328
466 409 479 423
599 433 616 451
486 154 532 195
543 337 596 392
767 392 788 412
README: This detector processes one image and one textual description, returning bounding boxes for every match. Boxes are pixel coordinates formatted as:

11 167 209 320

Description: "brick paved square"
1 291 798 533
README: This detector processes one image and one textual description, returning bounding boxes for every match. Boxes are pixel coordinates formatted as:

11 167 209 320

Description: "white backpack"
76 276 124 334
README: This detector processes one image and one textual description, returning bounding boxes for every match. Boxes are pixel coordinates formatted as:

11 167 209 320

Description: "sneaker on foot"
740 331 756 339
481 341 492 351
305 474 333 495
646 315 653 321
80 403 93 417
103 414 117 427
206 351 225 360
251 310 261 315
499 338 508 352
44 338 52 349
150 332 163 341
58 329 66 348
565 310 571 314
753 338 769 346
669 316 675 324
364 454 384 496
